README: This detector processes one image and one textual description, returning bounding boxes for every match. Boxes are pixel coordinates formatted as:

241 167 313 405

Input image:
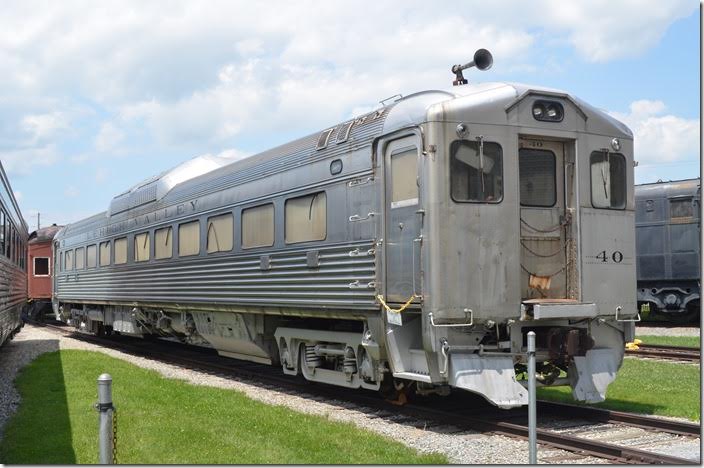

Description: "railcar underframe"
54 83 637 408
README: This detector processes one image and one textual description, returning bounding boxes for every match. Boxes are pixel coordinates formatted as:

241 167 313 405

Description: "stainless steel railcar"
54 56 637 407
635 178 700 321
0 161 28 348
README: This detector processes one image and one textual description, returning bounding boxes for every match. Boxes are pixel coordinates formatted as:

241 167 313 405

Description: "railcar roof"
28 224 64 244
61 81 633 239
635 178 700 199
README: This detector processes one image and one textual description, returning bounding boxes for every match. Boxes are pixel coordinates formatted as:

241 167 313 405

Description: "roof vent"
316 128 335 150
336 121 353 144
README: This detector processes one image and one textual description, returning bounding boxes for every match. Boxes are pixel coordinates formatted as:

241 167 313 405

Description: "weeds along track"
30 321 700 465
626 344 700 363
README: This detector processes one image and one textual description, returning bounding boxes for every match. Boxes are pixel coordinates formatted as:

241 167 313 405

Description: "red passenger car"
26 224 62 319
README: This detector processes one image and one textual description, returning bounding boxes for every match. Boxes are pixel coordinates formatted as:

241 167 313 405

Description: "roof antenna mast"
452 48 493 86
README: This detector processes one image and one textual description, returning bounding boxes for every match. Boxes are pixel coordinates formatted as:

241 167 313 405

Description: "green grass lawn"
538 358 700 421
0 350 446 464
635 335 700 348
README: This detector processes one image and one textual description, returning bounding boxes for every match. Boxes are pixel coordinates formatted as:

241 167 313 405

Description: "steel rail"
536 401 701 436
626 344 700 362
400 404 698 465
27 322 699 465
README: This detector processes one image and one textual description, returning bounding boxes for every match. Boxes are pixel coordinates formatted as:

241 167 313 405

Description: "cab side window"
450 140 503 203
590 151 626 209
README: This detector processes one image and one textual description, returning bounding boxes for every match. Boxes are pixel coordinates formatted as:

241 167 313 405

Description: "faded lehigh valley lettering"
98 200 200 239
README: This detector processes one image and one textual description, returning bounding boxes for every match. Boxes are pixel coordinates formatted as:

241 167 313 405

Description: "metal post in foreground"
527 331 537 464
96 373 114 464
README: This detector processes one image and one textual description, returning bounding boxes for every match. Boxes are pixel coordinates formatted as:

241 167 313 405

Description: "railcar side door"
382 136 422 304
518 137 569 299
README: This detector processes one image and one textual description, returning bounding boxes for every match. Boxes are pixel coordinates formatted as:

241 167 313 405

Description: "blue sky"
1 1 700 231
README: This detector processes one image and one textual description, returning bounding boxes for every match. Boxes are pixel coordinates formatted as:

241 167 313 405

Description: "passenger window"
242 204 274 249
590 151 626 209
34 257 49 276
391 148 418 206
155 227 173 259
179 221 200 257
285 192 327 244
75 247 85 270
114 237 127 264
134 232 150 262
99 241 111 266
670 198 693 221
86 245 97 268
64 249 73 270
519 149 556 207
207 213 234 253
450 140 503 202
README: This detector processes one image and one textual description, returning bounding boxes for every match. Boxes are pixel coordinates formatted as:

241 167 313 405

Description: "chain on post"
112 408 117 464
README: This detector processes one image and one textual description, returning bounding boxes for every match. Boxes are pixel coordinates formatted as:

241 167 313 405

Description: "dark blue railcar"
635 178 700 321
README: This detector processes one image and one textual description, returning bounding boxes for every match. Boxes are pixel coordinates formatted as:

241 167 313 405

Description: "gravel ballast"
0 324 681 464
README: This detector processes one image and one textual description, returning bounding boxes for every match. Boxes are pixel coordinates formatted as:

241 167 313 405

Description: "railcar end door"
518 137 569 299
383 136 422 306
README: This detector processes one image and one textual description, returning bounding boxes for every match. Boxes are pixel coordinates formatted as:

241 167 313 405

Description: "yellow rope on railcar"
376 294 418 314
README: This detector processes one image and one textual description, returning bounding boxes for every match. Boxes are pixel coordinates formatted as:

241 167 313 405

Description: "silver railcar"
0 161 28 348
54 64 637 407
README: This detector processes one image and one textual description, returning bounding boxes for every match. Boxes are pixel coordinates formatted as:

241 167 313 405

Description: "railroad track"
28 321 700 464
626 344 700 362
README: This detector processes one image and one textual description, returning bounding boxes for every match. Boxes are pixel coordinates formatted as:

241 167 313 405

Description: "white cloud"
540 0 695 62
94 122 125 152
21 111 68 144
0 145 59 176
0 1 692 104
610 100 699 168
0 0 697 181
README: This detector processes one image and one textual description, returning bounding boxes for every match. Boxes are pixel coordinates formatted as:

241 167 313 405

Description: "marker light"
532 100 564 122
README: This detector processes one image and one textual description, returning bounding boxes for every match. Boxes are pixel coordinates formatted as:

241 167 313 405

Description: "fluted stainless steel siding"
57 240 377 312
0 161 27 347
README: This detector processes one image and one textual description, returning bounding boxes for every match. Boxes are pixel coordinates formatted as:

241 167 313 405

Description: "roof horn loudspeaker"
452 48 493 86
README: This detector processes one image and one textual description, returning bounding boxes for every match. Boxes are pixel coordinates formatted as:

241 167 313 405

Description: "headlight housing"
532 100 564 122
